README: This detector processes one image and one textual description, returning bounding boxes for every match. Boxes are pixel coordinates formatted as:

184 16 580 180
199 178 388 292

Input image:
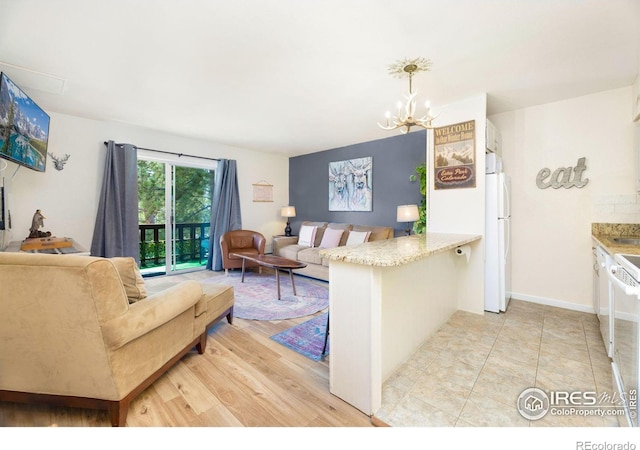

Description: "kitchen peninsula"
320 232 482 416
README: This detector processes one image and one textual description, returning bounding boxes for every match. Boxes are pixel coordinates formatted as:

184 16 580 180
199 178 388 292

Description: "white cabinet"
595 244 613 358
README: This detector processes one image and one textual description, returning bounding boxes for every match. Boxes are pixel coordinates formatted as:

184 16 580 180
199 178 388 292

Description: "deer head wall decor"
48 152 70 171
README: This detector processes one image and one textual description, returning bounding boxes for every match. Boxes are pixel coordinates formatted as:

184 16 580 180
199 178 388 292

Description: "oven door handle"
606 265 640 298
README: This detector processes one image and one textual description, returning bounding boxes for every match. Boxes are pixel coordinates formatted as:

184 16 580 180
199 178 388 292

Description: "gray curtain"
207 159 241 271
90 140 139 263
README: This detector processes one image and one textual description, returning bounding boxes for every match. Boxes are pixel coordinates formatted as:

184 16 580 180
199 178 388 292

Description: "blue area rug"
270 312 329 361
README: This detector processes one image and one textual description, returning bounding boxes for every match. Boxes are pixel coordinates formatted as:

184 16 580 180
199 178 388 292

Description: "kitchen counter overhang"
319 232 482 267
320 232 482 416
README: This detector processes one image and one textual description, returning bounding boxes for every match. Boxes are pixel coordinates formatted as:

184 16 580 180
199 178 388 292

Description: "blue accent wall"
288 131 426 236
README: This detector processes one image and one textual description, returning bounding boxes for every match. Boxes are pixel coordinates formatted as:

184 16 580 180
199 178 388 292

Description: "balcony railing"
139 222 210 269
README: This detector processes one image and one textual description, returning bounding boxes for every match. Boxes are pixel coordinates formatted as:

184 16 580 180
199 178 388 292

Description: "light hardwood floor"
0 269 372 427
1 269 621 431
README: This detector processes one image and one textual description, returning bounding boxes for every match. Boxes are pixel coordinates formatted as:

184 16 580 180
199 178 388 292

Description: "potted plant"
413 163 427 234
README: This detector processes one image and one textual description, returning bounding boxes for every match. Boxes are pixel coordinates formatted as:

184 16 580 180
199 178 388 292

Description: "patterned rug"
202 271 329 320
270 312 329 361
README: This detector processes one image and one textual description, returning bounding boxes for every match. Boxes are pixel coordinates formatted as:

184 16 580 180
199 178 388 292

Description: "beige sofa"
0 252 234 426
273 221 394 281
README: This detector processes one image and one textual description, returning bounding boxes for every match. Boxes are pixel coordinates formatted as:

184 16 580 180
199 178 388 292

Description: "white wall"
0 112 289 254
428 94 487 314
490 86 637 311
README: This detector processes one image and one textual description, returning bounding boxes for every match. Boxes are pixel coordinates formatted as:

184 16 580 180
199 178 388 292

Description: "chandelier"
378 57 438 134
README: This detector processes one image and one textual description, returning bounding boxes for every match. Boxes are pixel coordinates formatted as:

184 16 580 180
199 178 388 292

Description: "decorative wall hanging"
329 156 372 211
48 152 70 171
536 157 589 189
434 120 476 190
252 180 273 202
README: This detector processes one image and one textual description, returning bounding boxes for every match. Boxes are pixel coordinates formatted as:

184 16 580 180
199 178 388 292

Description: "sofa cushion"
352 225 394 241
297 247 323 265
298 225 317 247
346 230 371 246
319 227 344 249
327 223 353 246
301 221 328 247
110 257 147 303
278 244 305 261
197 283 234 322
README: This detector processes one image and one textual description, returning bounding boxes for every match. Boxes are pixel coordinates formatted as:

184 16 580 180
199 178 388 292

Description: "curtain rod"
103 141 219 162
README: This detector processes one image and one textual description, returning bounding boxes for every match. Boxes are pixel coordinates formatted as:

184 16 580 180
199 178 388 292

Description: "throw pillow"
319 227 344 249
346 230 371 246
298 225 317 247
110 257 147 303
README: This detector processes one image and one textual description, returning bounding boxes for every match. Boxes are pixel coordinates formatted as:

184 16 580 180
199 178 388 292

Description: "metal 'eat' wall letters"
536 157 589 189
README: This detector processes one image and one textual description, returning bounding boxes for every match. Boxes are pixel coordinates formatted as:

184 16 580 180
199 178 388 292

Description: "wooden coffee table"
230 253 307 300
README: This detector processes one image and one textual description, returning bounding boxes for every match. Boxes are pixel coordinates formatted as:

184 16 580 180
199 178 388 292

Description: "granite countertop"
318 232 482 267
592 222 640 256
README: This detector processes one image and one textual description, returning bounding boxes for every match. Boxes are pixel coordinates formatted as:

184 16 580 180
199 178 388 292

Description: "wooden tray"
20 237 73 251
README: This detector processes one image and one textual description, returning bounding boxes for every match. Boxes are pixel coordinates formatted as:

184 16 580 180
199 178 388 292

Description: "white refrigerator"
485 171 511 313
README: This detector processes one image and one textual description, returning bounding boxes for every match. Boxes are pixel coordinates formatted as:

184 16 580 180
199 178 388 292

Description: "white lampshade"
281 206 296 218
397 204 419 222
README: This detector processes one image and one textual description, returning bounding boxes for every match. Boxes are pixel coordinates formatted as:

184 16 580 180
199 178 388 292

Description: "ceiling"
1 0 639 156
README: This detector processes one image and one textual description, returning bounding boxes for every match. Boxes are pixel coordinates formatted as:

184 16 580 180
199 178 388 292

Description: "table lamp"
397 204 419 236
281 206 296 236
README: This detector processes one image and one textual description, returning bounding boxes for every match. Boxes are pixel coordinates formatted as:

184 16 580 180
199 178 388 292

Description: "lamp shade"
397 204 419 222
281 206 296 218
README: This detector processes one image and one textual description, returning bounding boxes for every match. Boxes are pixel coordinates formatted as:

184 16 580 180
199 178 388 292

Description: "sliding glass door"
138 153 216 276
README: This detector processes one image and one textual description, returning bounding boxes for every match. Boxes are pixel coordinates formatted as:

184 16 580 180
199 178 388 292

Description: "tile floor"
374 299 620 427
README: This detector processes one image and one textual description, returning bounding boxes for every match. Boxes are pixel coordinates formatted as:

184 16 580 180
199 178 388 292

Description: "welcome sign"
434 120 476 190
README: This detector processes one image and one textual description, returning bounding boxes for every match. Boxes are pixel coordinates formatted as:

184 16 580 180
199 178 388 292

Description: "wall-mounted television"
0 72 50 172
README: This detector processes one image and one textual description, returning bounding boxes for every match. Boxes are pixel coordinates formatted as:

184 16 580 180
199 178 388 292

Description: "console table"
5 238 90 256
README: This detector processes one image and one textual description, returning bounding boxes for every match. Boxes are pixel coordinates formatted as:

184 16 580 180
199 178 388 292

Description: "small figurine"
28 209 51 239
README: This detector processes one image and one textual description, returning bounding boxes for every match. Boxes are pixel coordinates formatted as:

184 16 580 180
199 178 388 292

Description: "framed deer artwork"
328 156 372 211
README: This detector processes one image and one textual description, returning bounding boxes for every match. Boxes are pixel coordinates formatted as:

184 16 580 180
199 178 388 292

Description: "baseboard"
510 292 595 314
